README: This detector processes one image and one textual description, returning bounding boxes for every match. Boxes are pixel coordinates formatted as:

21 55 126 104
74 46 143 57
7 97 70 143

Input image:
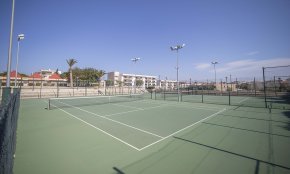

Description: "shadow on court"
115 107 290 174
282 110 290 131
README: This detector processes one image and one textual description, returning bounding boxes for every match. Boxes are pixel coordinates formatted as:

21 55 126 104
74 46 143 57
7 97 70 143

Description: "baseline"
138 108 227 151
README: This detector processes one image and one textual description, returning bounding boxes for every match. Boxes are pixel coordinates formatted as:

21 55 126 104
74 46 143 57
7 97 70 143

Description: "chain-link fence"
263 65 290 109
0 79 147 99
149 72 290 110
0 89 21 174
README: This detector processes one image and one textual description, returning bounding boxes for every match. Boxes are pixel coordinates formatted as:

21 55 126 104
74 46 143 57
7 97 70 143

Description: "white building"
107 72 157 88
156 79 178 90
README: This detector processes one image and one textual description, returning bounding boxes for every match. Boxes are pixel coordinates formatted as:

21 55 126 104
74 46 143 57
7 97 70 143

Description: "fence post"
254 77 256 97
229 91 231 105
262 67 267 108
57 79 59 98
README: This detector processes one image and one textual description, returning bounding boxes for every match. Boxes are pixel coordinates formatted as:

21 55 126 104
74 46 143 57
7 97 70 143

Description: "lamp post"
14 34 25 87
131 57 141 94
211 61 218 91
170 44 185 102
2 0 15 103
5 0 15 88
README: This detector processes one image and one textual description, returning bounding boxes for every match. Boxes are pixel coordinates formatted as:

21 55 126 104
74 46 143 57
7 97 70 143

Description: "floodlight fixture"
131 57 141 63
18 33 25 40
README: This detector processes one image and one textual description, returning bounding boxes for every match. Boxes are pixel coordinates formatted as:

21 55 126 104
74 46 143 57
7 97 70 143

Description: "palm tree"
96 70 106 81
66 58 77 87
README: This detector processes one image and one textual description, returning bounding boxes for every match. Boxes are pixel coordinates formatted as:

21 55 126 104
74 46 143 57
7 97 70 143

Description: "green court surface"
14 97 290 174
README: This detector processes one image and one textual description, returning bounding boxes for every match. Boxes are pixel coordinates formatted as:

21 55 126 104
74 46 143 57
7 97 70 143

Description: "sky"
0 0 290 82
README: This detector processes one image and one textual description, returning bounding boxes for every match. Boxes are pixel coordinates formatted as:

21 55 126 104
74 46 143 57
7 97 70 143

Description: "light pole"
2 0 15 103
14 34 25 87
211 61 218 91
170 44 185 102
131 57 141 94
6 0 15 88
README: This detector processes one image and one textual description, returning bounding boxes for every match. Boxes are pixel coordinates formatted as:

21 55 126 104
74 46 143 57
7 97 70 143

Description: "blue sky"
0 0 290 82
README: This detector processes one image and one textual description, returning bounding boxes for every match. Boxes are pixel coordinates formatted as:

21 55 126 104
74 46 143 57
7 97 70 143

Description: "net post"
202 93 203 103
268 102 272 113
48 98 51 110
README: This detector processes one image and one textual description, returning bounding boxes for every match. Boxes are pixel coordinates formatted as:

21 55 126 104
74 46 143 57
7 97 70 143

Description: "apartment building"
107 72 157 88
156 80 178 90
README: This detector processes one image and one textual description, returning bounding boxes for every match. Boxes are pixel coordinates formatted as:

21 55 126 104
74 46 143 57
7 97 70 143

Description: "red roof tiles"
29 72 42 79
49 73 62 80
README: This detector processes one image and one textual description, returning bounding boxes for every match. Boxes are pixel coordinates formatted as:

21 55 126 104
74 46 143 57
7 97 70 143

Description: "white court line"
112 103 144 110
141 99 223 110
104 104 170 117
169 104 220 112
138 108 227 151
238 97 249 103
105 102 220 118
57 101 164 139
46 100 227 151
44 101 141 151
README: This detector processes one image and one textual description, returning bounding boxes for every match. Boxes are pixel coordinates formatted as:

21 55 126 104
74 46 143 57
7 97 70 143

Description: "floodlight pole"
6 0 15 88
15 34 25 87
131 57 141 94
2 0 15 103
170 44 185 102
176 49 179 99
211 61 218 91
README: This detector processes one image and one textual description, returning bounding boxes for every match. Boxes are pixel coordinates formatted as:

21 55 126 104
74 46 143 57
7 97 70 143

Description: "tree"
136 80 144 87
55 68 59 74
116 80 123 87
60 72 69 79
95 70 106 82
105 80 114 87
66 58 77 87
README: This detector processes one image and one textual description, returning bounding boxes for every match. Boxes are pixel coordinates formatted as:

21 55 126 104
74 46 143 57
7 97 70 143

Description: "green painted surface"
13 98 290 174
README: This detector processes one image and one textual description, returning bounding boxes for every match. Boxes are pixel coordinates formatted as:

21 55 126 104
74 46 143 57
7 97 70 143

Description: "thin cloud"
195 63 211 70
246 51 259 56
215 58 290 77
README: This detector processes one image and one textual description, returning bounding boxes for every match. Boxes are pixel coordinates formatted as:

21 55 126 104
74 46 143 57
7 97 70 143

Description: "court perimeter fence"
263 65 290 109
0 84 145 99
148 89 290 110
0 88 21 174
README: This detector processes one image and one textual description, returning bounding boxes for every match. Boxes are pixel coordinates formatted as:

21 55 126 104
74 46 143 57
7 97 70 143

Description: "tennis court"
13 94 290 174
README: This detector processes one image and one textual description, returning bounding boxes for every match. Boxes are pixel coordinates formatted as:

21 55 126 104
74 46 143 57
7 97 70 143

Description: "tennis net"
48 94 144 110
